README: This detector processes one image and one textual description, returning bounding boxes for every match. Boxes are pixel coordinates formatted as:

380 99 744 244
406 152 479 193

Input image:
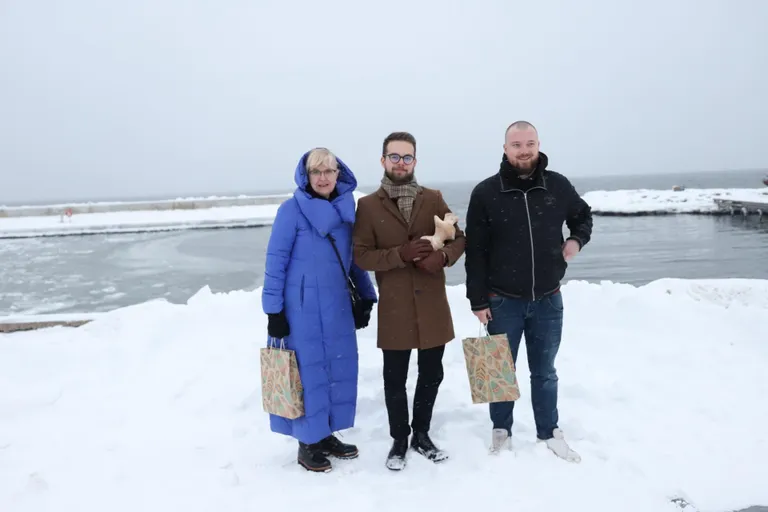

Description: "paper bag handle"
267 336 286 350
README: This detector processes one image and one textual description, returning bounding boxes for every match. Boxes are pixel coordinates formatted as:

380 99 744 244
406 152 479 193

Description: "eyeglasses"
386 153 415 165
308 168 338 178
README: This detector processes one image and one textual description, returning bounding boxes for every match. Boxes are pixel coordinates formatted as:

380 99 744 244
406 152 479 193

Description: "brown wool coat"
352 186 466 351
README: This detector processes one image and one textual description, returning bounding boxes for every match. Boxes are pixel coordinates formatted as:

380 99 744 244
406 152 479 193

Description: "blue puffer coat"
262 150 377 445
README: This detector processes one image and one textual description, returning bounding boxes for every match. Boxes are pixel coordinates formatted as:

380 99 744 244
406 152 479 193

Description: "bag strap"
326 234 358 297
267 336 286 349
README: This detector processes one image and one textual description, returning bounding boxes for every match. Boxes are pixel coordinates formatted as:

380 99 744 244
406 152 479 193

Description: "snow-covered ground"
583 187 768 215
1 279 767 512
0 192 368 238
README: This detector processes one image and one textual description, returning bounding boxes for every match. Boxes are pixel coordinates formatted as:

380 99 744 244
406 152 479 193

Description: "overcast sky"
1 0 766 203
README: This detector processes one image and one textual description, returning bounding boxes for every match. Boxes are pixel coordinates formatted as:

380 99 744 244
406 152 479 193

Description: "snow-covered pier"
0 194 292 218
582 187 768 216
0 192 368 238
0 194 292 238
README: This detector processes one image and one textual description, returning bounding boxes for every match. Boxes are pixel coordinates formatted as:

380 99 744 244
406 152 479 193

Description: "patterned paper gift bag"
462 326 521 404
260 337 304 419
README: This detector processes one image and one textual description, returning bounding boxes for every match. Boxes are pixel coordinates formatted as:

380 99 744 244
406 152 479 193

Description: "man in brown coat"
352 131 466 471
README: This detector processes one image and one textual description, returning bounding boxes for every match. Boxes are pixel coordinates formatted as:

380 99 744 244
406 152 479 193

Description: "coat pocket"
299 275 305 307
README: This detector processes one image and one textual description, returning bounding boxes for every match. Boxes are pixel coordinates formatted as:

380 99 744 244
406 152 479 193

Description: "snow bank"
0 191 367 238
1 279 767 512
583 187 768 215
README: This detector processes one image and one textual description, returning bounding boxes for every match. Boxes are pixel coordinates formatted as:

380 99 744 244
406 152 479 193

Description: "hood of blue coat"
292 150 359 236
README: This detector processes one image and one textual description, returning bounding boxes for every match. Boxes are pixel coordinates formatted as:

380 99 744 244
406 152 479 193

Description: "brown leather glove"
398 239 434 262
414 249 446 274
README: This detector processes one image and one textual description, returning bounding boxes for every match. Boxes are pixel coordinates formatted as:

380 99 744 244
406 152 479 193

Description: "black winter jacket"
464 152 593 310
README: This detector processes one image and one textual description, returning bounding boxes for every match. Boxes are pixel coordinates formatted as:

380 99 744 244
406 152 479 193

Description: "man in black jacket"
464 120 592 463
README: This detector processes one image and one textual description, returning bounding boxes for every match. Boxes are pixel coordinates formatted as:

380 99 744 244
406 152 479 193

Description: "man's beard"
385 168 414 184
509 154 538 176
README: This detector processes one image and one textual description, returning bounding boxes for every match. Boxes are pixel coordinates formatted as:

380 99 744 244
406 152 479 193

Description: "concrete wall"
0 319 93 333
0 194 292 218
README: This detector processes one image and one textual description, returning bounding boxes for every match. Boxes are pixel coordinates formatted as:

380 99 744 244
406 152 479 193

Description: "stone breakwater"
0 194 292 218
0 192 369 238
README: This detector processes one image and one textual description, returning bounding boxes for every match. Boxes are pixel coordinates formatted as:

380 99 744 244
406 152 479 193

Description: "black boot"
385 437 408 471
317 435 359 459
411 431 448 463
297 442 332 473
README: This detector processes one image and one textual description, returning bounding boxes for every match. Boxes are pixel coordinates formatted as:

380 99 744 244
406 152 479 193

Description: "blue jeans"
486 291 563 440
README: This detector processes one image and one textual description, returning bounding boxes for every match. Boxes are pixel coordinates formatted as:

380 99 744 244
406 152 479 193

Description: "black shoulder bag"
326 234 368 328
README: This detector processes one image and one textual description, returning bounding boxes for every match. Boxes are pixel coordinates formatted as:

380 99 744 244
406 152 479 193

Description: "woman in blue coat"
262 147 377 473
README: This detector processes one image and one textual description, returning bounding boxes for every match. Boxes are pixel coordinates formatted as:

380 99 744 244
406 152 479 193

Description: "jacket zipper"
522 192 536 300
500 176 546 301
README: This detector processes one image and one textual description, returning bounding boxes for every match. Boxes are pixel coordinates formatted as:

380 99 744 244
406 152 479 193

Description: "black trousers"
382 345 445 440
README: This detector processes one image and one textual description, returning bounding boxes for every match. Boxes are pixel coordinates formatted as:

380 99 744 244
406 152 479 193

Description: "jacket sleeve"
350 262 378 302
436 191 466 266
352 198 407 272
464 185 491 311
564 181 593 249
261 200 297 315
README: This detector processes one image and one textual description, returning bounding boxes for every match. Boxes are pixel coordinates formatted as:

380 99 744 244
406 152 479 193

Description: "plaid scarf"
381 175 420 222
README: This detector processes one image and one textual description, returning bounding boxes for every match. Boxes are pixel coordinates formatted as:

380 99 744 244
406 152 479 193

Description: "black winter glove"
354 299 376 330
267 310 290 338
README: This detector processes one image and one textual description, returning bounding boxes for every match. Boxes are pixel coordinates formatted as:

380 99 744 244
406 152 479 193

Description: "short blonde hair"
306 147 338 172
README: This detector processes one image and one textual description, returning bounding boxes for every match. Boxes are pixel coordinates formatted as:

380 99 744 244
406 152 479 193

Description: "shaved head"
504 120 537 140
